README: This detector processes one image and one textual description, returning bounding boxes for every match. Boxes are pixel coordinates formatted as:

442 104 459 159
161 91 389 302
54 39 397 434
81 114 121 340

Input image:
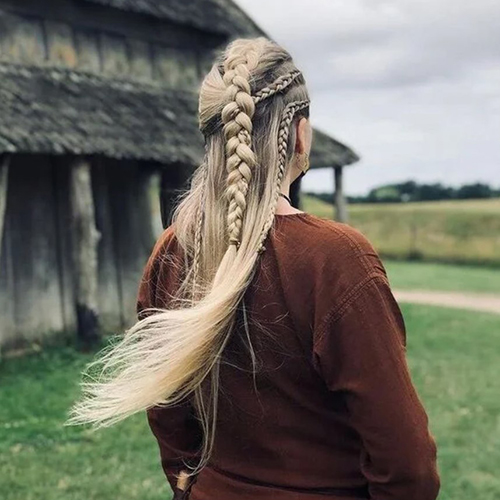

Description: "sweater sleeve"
146 403 203 493
136 226 203 492
313 274 440 500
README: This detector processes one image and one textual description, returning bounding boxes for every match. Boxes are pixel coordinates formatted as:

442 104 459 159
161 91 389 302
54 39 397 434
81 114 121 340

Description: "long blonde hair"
65 37 311 473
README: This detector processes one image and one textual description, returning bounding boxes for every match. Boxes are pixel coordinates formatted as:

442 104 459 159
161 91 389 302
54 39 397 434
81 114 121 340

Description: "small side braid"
199 71 303 137
257 99 310 254
221 49 259 248
191 153 209 301
253 70 302 104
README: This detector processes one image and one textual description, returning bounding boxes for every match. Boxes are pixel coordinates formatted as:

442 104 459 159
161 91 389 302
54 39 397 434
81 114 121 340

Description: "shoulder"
136 223 184 316
272 214 391 337
311 215 379 254
299 218 404 344
150 223 178 256
145 223 185 270
283 213 387 279
141 223 180 279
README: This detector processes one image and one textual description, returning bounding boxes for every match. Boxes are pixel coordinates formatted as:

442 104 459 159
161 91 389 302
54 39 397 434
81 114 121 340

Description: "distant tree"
417 183 454 201
305 180 500 204
347 195 368 203
456 183 493 199
367 185 401 203
398 181 419 199
304 191 333 204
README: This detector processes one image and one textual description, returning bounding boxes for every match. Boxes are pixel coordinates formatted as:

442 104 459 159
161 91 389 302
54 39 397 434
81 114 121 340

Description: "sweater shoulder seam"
315 272 388 346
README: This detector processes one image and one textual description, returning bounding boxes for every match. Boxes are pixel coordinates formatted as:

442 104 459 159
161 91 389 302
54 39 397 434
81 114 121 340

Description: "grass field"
1 304 500 500
302 195 500 266
384 260 500 294
402 305 500 500
0 346 170 500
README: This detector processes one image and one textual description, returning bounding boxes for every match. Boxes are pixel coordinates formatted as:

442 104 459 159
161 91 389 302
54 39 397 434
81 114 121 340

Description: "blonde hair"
65 37 310 473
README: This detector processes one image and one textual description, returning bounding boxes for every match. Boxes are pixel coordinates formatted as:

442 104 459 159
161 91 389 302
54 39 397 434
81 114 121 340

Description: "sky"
233 0 500 195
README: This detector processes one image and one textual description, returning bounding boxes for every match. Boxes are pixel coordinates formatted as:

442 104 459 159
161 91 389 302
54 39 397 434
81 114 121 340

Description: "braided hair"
221 47 259 248
66 37 312 476
197 38 310 259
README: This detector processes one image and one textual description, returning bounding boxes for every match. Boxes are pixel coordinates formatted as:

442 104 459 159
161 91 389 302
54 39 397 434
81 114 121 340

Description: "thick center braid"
221 50 259 247
253 70 302 105
257 99 311 254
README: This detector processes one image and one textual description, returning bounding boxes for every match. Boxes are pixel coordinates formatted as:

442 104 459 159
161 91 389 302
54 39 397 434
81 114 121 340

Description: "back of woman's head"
174 38 310 295
66 37 311 472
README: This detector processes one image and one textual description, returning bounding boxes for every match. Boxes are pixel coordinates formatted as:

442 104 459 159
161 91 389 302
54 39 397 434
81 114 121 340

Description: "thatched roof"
0 63 202 164
0 62 358 169
82 0 263 37
311 129 360 169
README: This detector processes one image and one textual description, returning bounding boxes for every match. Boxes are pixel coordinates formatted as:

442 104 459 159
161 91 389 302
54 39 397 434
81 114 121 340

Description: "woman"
67 38 440 500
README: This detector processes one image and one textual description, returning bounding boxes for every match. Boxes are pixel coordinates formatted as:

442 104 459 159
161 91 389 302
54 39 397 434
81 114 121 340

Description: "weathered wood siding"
0 156 66 348
91 159 123 332
92 160 159 329
0 0 218 90
106 161 157 326
52 161 77 335
0 156 162 351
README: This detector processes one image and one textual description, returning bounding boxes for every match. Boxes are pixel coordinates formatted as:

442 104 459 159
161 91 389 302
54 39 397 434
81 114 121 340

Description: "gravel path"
394 290 500 315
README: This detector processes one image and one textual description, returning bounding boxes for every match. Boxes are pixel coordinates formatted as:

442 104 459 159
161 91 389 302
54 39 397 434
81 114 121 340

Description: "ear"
294 117 310 154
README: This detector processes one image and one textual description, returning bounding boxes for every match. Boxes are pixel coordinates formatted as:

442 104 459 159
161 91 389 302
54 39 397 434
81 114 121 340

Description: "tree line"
307 181 500 204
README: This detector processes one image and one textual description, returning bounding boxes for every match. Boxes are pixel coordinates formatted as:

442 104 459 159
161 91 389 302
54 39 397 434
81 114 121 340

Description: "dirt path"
394 290 500 315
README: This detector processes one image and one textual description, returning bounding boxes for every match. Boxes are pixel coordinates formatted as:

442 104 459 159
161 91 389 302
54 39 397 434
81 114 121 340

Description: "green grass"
0 344 172 500
1 305 500 499
384 260 500 294
303 195 500 266
402 305 500 500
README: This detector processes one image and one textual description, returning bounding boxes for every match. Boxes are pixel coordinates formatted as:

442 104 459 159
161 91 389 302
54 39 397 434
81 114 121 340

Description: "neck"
275 178 300 214
280 177 291 198
275 170 303 213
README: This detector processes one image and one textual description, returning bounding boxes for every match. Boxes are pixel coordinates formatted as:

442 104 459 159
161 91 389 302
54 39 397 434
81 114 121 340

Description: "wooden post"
334 166 348 223
0 155 10 261
69 157 100 349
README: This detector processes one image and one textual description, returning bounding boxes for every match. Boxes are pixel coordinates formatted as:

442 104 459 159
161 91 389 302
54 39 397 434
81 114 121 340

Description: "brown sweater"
137 212 440 500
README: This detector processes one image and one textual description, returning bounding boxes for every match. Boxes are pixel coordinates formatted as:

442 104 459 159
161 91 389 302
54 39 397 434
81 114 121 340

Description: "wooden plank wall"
0 155 162 351
91 158 123 332
92 158 160 332
104 160 157 327
0 5 210 90
0 155 66 349
52 160 77 335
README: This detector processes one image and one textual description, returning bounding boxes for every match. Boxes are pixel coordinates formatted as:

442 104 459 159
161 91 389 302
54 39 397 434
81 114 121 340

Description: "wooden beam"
334 166 348 223
0 155 10 262
69 157 101 348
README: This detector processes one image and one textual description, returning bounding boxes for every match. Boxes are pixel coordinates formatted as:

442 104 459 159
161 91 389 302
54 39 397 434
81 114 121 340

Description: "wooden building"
0 0 359 352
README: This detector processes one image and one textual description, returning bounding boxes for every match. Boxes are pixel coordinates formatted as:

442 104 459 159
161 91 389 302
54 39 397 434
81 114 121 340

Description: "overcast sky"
233 0 500 195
